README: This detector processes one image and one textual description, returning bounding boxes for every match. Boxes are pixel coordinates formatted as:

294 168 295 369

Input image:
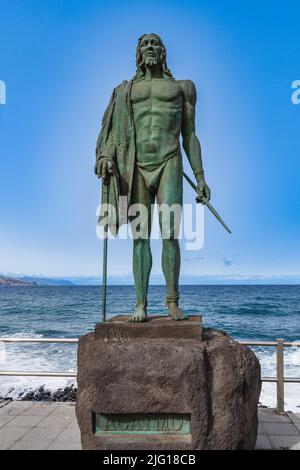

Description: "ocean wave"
0 330 77 400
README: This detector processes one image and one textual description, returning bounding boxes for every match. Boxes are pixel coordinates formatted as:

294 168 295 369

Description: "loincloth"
136 147 180 192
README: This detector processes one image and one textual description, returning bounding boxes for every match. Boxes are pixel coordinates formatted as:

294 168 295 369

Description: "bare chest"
131 79 182 105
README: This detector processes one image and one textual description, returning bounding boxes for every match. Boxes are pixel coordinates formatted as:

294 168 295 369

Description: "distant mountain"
0 274 74 286
19 276 74 286
0 275 32 286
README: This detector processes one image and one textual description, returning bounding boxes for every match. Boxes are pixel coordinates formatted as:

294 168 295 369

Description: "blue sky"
0 0 300 282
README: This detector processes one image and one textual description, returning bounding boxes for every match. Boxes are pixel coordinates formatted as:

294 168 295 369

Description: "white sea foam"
255 346 300 411
0 332 299 411
0 332 77 399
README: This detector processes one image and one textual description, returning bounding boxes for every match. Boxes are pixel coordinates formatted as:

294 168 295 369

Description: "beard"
144 56 159 67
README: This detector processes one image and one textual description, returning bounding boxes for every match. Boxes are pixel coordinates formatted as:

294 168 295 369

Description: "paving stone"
3 413 45 428
0 400 10 408
263 422 299 436
62 422 80 433
0 426 28 447
269 435 300 450
10 438 54 450
38 414 72 429
20 425 62 442
286 411 300 420
255 434 272 450
0 441 11 450
290 421 300 433
258 407 276 412
1 402 33 411
287 412 300 432
257 422 267 434
0 409 16 421
0 412 21 427
0 416 15 428
0 402 32 419
48 407 76 417
47 440 81 450
258 411 290 423
18 404 53 416
49 418 81 448
47 402 75 408
46 409 75 419
54 428 81 443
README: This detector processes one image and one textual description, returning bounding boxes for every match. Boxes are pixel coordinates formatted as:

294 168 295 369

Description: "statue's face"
139 34 162 67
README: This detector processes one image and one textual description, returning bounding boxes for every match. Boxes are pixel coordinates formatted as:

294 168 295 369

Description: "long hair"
133 33 174 82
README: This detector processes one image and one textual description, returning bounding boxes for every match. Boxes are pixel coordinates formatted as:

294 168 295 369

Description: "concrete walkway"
0 401 80 450
0 401 299 450
256 407 300 450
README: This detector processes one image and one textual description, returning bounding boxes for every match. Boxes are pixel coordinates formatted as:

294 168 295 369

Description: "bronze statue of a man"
95 33 211 322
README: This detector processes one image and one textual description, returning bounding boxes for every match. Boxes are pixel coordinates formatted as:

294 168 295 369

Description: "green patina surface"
93 412 191 435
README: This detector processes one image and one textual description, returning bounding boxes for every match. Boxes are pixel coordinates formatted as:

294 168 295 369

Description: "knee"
161 224 179 241
159 207 182 240
133 239 151 251
162 238 179 249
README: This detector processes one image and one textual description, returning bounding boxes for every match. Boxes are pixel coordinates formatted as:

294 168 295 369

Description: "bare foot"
129 304 147 322
168 302 188 321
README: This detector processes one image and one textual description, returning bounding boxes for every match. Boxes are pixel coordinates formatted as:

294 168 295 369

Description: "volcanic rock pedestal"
76 316 261 450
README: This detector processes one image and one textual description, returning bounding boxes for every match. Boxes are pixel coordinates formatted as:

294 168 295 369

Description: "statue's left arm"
181 80 211 202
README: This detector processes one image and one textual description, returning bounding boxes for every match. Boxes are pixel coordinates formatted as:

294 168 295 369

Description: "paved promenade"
0 401 299 450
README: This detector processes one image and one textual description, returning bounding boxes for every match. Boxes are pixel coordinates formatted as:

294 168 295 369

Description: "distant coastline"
0 275 32 286
1 273 300 286
0 275 73 287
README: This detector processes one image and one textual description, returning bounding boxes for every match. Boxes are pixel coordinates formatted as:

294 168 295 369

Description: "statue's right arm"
94 132 115 179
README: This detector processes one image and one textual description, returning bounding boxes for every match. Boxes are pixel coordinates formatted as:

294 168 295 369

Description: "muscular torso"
131 78 183 163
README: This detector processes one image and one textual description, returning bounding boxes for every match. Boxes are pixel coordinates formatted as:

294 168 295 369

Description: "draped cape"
96 80 136 235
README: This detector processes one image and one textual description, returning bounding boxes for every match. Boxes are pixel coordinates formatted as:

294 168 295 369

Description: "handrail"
0 337 299 413
240 340 300 347
1 338 300 346
0 371 77 377
0 338 78 343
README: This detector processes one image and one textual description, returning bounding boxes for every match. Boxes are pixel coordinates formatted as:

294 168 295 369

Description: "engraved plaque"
93 413 191 435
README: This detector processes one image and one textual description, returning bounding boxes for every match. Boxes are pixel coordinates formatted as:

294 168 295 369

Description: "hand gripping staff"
183 172 232 234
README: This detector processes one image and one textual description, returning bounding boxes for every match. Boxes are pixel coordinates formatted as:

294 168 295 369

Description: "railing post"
276 338 285 414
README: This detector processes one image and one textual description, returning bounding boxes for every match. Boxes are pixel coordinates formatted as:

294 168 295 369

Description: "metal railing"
0 338 78 378
0 337 299 414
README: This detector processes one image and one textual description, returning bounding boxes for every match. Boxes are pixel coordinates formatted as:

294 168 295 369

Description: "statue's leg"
129 168 154 322
157 153 187 320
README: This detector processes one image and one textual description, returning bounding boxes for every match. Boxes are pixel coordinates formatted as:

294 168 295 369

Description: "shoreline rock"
0 384 77 402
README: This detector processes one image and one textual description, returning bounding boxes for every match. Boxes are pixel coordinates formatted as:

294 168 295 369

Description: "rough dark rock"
20 384 77 402
76 316 261 450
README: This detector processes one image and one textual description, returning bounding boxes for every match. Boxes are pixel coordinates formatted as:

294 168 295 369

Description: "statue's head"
133 33 174 81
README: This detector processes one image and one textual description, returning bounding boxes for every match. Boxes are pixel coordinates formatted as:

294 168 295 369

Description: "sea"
0 285 299 411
